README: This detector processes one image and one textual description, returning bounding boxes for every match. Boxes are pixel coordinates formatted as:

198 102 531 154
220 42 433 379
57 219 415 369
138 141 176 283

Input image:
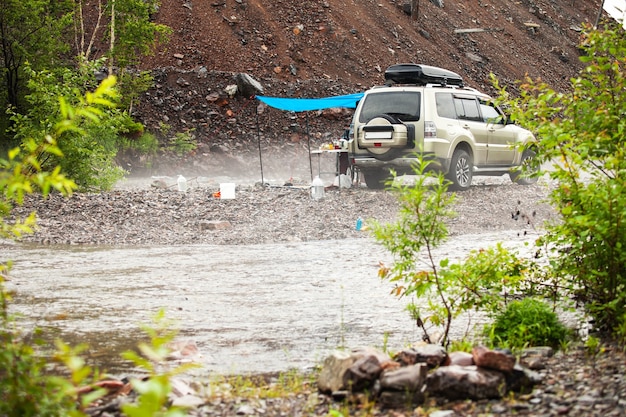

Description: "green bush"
9 61 128 191
493 23 626 338
167 130 197 157
484 298 571 350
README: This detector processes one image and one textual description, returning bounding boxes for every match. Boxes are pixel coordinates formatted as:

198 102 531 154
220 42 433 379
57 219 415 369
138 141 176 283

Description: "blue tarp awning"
256 93 364 112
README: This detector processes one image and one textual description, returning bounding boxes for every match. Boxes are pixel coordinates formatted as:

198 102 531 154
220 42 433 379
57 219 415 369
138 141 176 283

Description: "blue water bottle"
356 217 363 231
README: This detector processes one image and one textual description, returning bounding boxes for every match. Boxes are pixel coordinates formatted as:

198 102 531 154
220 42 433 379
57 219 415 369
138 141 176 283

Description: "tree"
371 162 537 346
71 0 170 111
9 61 127 191
0 0 73 142
494 22 626 337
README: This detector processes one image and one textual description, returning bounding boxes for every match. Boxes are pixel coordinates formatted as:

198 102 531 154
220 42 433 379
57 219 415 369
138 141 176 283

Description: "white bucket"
220 183 236 199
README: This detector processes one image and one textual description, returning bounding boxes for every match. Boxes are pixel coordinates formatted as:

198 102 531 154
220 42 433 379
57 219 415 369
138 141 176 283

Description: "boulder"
234 73 264 98
379 363 428 392
425 365 507 400
343 353 385 392
520 346 553 370
317 350 357 394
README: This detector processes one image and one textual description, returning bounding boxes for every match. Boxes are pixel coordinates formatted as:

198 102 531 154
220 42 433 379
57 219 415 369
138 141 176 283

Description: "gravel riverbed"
5 176 626 416
8 175 555 246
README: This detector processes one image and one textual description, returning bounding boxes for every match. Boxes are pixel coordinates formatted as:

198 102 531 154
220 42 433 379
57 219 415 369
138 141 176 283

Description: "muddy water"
3 232 534 376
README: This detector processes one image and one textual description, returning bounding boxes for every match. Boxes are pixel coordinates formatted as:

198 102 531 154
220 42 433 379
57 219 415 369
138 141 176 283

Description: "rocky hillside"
129 0 603 176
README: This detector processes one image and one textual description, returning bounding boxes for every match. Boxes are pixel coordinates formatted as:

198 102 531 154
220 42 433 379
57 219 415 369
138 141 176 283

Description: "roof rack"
384 64 464 87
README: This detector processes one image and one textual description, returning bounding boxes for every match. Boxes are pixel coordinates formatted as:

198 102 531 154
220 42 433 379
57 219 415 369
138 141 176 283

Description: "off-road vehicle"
348 64 537 190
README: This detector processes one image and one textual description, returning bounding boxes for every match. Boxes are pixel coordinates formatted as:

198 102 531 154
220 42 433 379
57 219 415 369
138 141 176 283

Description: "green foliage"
117 70 155 112
584 335 603 357
0 78 122 417
50 340 107 415
166 129 197 157
0 311 96 417
121 131 159 155
0 308 64 417
493 24 626 337
448 339 474 353
483 298 571 351
10 62 127 191
371 160 456 344
439 244 535 317
121 310 198 417
616 312 626 347
108 0 171 69
0 0 74 117
1 138 76 239
372 158 560 346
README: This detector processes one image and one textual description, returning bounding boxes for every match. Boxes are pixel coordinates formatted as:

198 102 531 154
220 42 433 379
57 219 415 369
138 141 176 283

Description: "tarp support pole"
306 113 313 181
256 103 265 186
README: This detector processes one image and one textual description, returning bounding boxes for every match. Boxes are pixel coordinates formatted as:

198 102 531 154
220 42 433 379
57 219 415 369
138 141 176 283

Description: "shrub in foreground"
484 297 571 350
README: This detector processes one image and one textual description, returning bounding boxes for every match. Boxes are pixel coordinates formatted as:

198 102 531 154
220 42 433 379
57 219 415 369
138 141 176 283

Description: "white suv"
348 64 537 190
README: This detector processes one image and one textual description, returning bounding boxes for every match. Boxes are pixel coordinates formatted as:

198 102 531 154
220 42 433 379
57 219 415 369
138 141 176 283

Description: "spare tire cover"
361 115 407 159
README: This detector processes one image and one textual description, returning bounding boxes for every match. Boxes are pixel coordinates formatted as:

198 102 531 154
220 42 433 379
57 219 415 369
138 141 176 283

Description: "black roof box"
384 64 464 87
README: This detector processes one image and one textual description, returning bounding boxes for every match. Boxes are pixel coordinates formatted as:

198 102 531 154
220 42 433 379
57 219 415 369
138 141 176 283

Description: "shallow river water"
3 232 535 376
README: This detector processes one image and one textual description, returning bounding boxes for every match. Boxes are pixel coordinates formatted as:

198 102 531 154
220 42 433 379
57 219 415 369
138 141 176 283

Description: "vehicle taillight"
424 121 437 138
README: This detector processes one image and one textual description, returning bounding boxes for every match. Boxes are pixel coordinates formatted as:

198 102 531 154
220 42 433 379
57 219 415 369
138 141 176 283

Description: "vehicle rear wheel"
445 149 472 191
362 168 389 189
509 149 539 185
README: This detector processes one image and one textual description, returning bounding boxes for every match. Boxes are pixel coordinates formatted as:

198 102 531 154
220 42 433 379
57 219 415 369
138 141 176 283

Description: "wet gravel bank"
8 176 555 246
198 345 626 417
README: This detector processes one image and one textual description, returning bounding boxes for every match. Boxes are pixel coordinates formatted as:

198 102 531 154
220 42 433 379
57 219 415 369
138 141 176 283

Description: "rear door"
453 94 488 165
479 99 517 165
355 90 421 157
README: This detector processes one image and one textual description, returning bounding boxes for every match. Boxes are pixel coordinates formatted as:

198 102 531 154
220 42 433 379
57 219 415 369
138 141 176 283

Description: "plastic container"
311 176 325 200
220 183 236 199
356 217 363 231
177 175 188 192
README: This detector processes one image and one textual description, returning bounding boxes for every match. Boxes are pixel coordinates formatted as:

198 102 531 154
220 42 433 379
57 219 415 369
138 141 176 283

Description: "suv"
348 64 537 190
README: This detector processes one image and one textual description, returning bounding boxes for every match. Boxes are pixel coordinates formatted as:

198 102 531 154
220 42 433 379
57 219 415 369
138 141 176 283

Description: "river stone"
520 346 553 370
200 220 232 230
172 394 205 408
505 364 543 394
425 365 507 400
472 345 516 373
394 343 448 368
378 389 424 409
317 350 357 394
379 363 428 392
521 346 554 358
446 351 474 366
343 352 385 392
429 411 457 417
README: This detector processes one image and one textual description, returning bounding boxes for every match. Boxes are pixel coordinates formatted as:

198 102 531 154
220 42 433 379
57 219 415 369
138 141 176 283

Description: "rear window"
358 91 421 123
435 92 456 119
453 96 481 122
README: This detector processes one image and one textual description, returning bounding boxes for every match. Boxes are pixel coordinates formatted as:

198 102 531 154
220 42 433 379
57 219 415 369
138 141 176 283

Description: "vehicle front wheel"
362 169 389 189
445 149 472 191
509 149 539 185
